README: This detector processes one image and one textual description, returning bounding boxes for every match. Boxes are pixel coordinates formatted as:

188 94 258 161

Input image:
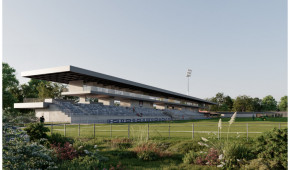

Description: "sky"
3 0 287 101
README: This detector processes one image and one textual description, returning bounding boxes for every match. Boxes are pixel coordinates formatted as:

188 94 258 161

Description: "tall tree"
36 81 65 99
2 62 19 109
252 97 262 112
261 95 277 111
278 96 287 111
208 92 233 111
233 95 255 112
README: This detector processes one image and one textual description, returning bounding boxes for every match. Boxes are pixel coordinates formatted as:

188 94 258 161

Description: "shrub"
168 140 205 154
183 148 220 166
205 148 220 166
48 133 74 146
110 138 133 149
3 124 56 169
51 142 78 160
133 143 171 161
254 128 287 169
24 123 50 141
109 161 126 170
222 141 253 166
57 146 108 170
183 150 202 164
244 158 270 170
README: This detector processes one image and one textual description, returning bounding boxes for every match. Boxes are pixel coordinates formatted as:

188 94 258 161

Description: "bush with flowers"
3 123 57 169
133 142 172 161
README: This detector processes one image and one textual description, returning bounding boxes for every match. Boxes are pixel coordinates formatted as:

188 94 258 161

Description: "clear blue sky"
3 0 287 101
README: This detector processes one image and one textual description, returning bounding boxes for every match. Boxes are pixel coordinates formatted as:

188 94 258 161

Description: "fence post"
64 124 66 137
246 123 248 141
192 123 194 139
128 124 130 138
218 126 219 140
168 123 170 139
78 124 80 137
94 123 95 139
51 122 53 135
110 123 112 138
147 123 149 140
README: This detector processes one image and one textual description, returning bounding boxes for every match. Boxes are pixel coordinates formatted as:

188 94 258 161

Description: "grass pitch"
47 117 287 140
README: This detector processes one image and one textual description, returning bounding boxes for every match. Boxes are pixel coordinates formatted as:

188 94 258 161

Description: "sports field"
47 117 287 139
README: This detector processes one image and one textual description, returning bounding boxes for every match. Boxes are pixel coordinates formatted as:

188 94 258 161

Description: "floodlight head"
186 69 192 77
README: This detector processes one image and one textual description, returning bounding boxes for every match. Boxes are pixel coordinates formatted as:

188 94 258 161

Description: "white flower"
78 146 83 150
218 154 223 160
237 159 240 162
206 162 209 165
218 119 222 129
198 142 204 146
217 164 224 168
69 144 72 147
204 144 209 147
229 112 237 125
84 150 89 154
201 137 208 142
94 145 98 148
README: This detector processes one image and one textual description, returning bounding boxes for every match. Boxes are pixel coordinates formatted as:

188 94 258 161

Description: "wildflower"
94 145 98 148
229 112 237 125
217 164 224 168
198 142 204 146
84 150 89 154
204 143 209 147
218 119 222 129
78 146 83 150
69 144 72 147
201 137 208 142
218 154 223 160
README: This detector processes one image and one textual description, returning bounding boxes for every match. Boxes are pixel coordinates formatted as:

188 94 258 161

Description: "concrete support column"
79 96 90 104
69 80 84 92
142 101 154 109
155 104 165 110
99 98 114 106
120 100 131 107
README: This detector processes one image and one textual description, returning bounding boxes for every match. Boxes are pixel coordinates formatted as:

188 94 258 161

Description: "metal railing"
47 122 288 140
83 86 199 107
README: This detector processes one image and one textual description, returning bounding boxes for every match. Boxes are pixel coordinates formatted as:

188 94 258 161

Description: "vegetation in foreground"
3 117 288 170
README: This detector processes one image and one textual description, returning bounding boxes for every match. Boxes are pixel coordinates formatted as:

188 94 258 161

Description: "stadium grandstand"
14 66 216 124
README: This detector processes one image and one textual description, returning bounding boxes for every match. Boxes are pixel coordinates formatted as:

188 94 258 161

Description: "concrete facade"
35 104 71 123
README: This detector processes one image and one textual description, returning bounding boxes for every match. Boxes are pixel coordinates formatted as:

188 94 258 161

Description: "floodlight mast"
186 69 192 95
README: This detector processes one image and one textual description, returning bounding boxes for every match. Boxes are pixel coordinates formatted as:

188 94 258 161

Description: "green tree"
233 95 255 112
261 95 277 111
21 79 43 99
36 81 55 99
209 92 233 111
2 62 19 109
36 81 65 99
278 96 287 111
252 97 262 112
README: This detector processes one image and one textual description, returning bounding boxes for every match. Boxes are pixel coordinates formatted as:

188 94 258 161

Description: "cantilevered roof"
22 65 215 105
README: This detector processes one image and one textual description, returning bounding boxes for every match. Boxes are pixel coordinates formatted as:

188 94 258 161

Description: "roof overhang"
22 65 216 105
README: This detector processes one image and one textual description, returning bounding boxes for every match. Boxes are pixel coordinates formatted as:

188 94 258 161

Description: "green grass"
47 118 287 140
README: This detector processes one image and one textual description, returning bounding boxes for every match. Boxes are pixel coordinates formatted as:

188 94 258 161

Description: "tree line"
207 92 287 112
